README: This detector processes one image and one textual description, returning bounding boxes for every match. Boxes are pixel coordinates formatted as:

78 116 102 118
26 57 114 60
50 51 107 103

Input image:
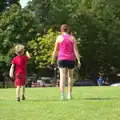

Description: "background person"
0 71 5 88
97 74 103 86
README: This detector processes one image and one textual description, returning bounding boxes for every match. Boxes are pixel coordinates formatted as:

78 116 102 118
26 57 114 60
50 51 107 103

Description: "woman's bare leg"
67 69 74 99
59 68 66 99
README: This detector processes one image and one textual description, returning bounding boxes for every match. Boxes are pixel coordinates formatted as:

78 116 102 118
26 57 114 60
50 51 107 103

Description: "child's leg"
67 69 74 99
97 80 100 86
16 86 20 97
59 68 66 99
22 86 25 96
22 86 25 100
16 86 20 101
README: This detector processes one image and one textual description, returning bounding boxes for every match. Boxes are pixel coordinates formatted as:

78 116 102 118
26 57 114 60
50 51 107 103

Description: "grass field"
0 87 120 120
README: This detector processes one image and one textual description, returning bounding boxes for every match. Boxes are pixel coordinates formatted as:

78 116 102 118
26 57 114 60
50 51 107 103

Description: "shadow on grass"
26 99 68 102
24 97 119 102
83 97 119 100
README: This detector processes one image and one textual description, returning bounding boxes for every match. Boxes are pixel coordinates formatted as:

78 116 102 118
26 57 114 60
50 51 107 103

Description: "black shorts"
58 60 75 69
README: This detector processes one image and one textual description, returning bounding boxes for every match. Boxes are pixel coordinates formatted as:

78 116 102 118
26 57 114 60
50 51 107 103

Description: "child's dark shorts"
58 60 75 69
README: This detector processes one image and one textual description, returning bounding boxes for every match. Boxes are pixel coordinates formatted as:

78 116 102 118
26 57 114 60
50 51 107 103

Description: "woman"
51 24 81 100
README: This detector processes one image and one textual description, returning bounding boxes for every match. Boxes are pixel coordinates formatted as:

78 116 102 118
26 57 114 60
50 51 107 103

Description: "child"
9 44 30 102
97 75 103 86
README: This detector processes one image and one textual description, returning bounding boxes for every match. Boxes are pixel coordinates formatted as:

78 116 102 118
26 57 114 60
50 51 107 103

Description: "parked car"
73 80 97 86
37 80 53 87
110 83 120 86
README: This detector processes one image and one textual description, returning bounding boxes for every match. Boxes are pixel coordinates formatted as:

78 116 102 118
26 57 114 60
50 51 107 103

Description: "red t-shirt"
12 55 29 75
12 55 29 86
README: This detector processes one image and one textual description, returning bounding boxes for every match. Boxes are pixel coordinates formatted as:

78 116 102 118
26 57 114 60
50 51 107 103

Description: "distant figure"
56 80 60 87
97 75 103 86
9 44 30 102
0 72 5 88
51 24 81 100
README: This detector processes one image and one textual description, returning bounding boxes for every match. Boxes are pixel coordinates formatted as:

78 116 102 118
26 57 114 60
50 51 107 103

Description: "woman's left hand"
78 61 81 68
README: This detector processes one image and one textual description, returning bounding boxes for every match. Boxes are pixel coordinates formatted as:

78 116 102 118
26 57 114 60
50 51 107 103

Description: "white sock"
61 92 65 97
68 92 72 97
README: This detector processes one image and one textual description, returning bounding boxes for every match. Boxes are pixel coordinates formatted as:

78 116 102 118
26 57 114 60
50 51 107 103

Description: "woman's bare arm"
51 36 60 64
73 37 81 68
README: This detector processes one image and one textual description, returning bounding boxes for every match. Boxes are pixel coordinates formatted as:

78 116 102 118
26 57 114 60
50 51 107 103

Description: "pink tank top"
58 34 75 61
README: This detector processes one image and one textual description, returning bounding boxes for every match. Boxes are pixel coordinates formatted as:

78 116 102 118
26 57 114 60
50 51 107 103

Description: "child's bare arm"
9 64 15 79
26 51 30 59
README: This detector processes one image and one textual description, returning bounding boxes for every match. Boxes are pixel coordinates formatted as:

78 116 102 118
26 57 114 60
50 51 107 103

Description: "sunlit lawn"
0 87 120 120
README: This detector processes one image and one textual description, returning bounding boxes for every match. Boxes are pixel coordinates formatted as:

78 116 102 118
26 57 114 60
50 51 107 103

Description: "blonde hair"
15 44 25 55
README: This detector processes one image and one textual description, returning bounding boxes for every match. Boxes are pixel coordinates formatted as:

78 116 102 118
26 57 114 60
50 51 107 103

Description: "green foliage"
8 0 20 5
0 5 35 53
0 0 120 79
0 0 20 12
63 0 120 76
90 0 120 71
29 29 60 68
0 4 35 71
0 0 7 12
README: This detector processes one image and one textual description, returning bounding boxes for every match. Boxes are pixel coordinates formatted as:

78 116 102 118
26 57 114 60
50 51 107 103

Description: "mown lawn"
0 87 120 120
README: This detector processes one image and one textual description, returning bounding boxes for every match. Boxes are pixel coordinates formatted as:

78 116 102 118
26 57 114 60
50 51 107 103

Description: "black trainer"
22 95 25 101
17 97 20 102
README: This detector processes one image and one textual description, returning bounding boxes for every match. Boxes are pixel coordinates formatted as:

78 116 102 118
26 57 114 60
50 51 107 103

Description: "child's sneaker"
22 95 25 101
17 97 20 102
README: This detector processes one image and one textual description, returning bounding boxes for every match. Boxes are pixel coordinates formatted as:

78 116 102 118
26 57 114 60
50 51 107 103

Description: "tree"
29 29 60 69
27 0 120 75
0 0 20 12
0 4 35 71
0 0 7 12
0 0 120 82
67 0 120 81
7 0 20 6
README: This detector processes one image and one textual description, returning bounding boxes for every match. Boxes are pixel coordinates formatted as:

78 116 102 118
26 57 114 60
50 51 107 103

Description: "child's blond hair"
15 44 25 55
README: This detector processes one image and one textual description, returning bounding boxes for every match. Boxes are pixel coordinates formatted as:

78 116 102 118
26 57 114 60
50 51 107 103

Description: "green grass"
0 87 120 120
